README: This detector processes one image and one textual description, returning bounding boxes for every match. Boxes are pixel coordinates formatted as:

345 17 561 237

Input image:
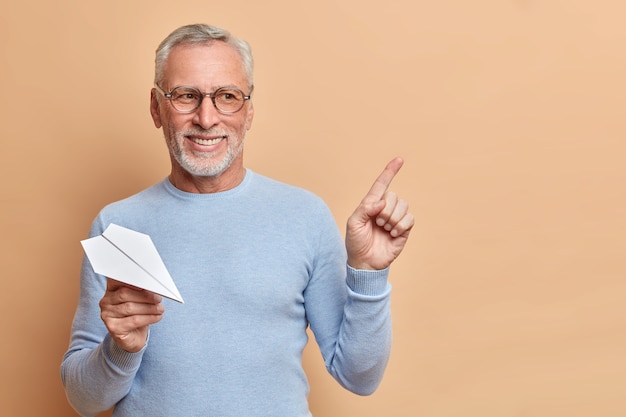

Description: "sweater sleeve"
60 222 146 416
304 208 392 395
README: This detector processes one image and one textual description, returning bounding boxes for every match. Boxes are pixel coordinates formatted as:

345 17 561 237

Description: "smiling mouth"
190 135 227 146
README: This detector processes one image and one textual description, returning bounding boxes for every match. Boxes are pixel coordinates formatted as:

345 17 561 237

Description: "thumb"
367 199 386 218
352 199 385 225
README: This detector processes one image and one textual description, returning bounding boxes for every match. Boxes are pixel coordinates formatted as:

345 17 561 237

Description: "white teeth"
193 137 224 146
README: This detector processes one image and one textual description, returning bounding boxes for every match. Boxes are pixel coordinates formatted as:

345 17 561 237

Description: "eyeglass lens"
169 87 246 113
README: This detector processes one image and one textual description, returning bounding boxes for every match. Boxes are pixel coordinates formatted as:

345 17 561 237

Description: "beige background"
2 1 625 416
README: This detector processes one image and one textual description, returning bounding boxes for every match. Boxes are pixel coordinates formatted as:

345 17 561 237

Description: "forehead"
163 42 247 89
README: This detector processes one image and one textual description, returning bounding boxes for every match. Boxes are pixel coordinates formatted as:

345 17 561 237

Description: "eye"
216 89 243 102
172 88 201 103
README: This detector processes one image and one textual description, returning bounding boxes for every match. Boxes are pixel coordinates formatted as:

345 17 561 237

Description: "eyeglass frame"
153 84 252 114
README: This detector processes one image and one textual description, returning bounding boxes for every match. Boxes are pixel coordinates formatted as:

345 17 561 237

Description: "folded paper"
81 223 184 303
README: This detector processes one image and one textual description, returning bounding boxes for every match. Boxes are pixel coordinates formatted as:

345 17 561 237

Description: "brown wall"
2 1 625 416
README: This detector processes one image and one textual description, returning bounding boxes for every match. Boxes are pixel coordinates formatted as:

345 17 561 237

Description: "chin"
180 156 232 177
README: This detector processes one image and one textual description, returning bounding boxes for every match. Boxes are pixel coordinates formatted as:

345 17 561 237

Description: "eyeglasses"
154 84 251 114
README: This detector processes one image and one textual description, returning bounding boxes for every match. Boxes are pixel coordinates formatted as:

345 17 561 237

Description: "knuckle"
127 315 142 327
117 287 131 302
385 190 397 200
121 303 134 316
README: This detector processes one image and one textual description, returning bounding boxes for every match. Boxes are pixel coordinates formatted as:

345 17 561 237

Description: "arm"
308 158 413 394
61 222 164 416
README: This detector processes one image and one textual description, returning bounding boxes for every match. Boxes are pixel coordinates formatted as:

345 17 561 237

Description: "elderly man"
62 23 413 417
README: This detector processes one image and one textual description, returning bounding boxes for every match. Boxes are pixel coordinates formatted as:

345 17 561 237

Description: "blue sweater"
61 170 392 417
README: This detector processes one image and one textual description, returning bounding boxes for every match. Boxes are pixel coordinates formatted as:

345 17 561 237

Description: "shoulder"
246 171 341 242
102 180 168 212
88 180 169 235
248 171 329 211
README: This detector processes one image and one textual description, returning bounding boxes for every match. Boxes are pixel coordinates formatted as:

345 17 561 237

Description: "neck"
169 166 246 194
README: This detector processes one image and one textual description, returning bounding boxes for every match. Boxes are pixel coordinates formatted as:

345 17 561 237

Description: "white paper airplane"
81 223 184 303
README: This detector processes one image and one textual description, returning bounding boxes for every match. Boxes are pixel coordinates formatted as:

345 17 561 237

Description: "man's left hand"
346 157 414 270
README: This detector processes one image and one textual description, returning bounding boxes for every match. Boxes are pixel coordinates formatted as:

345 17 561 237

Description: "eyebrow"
171 84 246 94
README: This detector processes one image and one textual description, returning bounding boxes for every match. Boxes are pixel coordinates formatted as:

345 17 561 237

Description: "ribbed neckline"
162 169 254 201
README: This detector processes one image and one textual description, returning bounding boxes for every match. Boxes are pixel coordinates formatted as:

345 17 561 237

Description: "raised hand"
346 157 414 271
99 279 165 353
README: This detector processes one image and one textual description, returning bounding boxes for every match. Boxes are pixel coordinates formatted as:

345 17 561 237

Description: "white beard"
167 129 245 177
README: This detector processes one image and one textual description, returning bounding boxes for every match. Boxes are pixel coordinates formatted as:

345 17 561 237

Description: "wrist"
346 265 391 296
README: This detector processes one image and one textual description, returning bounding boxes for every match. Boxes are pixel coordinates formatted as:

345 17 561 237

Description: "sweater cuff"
104 333 146 373
346 265 390 296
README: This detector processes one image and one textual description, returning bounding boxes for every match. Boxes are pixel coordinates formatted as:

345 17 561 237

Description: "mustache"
179 128 229 138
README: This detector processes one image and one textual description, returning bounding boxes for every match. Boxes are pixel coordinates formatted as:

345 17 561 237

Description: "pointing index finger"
365 157 404 201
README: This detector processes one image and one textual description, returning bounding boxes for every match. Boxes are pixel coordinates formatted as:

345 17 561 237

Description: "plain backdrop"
1 1 625 416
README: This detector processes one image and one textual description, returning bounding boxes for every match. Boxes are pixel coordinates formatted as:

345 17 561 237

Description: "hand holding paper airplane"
81 223 184 303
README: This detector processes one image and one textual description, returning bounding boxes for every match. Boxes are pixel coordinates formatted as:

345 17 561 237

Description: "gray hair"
154 24 254 89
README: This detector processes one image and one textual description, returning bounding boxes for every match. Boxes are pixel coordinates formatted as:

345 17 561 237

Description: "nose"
192 96 221 129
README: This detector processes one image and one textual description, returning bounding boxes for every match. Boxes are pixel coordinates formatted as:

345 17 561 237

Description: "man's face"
150 42 254 184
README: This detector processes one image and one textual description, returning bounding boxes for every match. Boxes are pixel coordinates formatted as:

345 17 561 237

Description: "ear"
245 101 254 131
150 89 163 128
